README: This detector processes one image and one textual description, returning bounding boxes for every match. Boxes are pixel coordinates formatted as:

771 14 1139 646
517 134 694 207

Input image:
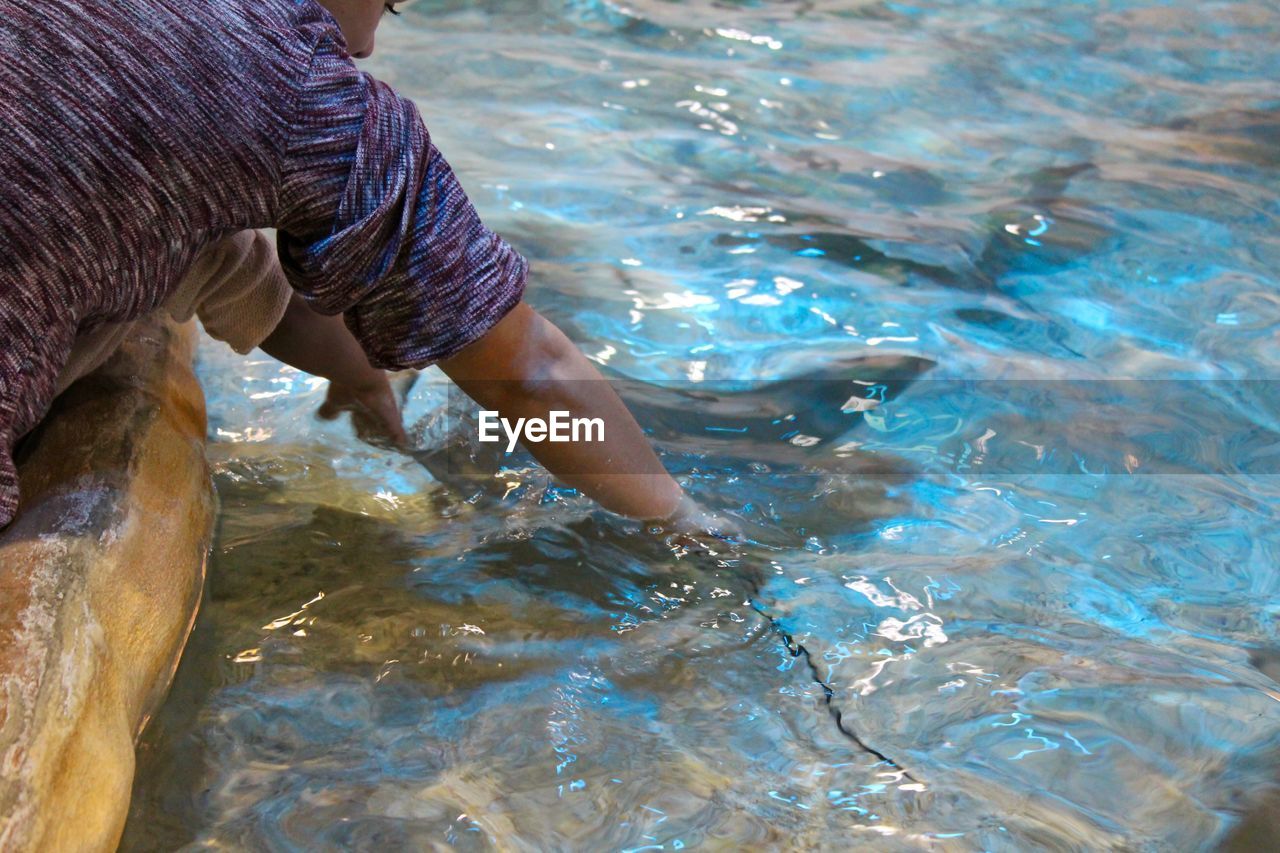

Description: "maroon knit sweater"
0 0 529 527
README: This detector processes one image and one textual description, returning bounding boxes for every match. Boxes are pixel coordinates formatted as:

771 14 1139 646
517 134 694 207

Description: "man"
0 0 715 532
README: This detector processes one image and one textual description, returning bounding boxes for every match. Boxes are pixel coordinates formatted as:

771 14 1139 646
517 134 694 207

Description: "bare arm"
258 293 407 446
438 301 686 521
261 295 714 529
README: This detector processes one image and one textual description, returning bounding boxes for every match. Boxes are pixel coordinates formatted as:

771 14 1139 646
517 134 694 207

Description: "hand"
646 495 765 591
652 493 745 546
318 374 408 448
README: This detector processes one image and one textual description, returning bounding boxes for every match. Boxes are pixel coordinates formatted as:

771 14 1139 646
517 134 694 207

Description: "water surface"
123 1 1279 849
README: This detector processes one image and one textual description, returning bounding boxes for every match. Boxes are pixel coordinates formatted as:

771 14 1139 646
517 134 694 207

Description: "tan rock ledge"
0 317 215 852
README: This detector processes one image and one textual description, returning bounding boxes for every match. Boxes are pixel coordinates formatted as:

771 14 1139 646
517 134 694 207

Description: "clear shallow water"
122 1 1279 849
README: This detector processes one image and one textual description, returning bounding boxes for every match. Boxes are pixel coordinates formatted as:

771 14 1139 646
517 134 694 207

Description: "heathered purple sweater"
0 0 529 527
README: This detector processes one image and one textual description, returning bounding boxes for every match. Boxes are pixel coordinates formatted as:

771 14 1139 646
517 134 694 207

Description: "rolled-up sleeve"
275 34 527 369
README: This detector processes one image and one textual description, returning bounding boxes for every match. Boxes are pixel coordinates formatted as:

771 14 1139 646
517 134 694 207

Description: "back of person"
0 0 311 519
0 0 306 322
0 0 532 527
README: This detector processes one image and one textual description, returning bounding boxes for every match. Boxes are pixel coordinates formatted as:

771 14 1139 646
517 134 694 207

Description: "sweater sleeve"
0 308 80 529
275 34 528 370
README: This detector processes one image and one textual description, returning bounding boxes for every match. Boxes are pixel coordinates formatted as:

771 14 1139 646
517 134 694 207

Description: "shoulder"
143 0 359 157
236 0 352 64
79 0 355 104
167 0 351 92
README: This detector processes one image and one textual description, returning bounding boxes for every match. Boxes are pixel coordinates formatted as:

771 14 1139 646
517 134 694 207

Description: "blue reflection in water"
123 0 1280 849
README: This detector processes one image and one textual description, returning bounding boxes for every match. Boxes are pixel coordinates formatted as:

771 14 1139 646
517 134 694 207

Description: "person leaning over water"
0 0 718 533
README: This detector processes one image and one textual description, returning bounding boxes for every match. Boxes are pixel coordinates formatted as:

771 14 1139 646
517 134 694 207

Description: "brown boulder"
0 317 214 851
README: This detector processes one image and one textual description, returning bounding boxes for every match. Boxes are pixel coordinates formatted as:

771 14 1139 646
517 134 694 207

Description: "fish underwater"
402 352 935 509
393 354 936 779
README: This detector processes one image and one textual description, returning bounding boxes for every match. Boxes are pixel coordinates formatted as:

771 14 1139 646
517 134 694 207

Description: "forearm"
440 303 683 520
258 292 382 390
460 372 684 520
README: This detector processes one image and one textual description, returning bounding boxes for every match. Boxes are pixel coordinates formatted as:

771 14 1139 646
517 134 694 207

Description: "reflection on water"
123 0 1279 848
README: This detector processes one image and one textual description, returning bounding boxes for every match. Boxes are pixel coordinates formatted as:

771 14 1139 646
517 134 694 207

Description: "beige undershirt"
56 230 292 395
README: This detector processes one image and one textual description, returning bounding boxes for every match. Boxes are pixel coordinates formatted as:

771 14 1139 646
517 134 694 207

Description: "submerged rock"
0 317 215 851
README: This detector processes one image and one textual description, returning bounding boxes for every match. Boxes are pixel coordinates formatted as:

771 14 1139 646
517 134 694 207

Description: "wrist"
342 370 388 396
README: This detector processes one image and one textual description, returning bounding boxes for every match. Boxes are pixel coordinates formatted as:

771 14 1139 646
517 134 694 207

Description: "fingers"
361 386 408 446
318 381 356 420
317 380 408 447
646 495 747 555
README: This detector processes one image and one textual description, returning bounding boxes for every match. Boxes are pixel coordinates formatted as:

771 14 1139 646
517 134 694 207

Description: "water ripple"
124 0 1280 849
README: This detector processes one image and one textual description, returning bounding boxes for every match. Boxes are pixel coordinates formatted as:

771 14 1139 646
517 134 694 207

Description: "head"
312 0 415 59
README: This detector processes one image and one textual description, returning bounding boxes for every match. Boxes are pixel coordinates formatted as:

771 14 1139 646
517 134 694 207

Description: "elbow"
505 320 575 403
441 302 585 410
